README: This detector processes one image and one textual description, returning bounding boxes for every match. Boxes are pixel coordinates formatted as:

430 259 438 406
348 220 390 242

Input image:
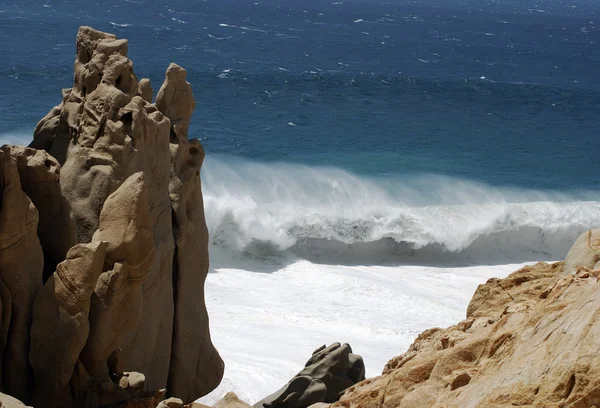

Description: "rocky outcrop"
333 229 600 408
0 25 222 406
255 343 366 408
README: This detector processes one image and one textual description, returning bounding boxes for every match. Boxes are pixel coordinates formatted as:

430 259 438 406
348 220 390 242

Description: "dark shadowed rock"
0 148 43 402
255 343 365 408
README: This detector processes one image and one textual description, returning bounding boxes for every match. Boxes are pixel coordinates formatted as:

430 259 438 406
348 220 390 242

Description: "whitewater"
197 155 600 404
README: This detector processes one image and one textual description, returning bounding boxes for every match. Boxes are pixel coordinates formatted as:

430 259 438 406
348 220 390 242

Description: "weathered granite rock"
30 27 135 166
81 172 155 381
333 246 600 408
158 63 223 401
563 229 600 276
29 241 107 406
26 25 223 402
0 148 43 401
255 343 365 408
0 25 224 406
214 392 253 408
138 78 153 103
1 145 77 280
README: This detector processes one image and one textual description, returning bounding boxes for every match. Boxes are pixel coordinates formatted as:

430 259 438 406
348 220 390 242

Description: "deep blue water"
1 0 599 190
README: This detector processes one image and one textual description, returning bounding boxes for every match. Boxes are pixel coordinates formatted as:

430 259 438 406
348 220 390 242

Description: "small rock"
450 373 471 391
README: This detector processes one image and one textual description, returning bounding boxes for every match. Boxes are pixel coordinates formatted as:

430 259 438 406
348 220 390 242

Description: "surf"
202 155 600 266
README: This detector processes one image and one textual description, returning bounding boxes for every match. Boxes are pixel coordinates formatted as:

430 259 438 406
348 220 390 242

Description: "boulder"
255 343 365 408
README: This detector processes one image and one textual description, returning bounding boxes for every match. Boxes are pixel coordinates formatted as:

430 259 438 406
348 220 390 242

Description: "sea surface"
1 0 599 403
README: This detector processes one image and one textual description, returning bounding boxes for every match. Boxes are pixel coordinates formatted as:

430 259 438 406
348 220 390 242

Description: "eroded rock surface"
334 230 600 408
0 25 222 406
0 148 43 401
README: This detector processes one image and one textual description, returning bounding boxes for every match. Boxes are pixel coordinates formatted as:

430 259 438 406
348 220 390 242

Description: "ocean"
1 0 599 403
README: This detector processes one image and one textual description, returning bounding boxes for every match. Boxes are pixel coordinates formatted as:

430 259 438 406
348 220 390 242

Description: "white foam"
208 34 227 40
202 156 600 265
199 260 525 405
197 156 598 405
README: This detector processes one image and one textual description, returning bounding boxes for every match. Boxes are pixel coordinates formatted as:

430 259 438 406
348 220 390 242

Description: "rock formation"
333 229 600 408
0 25 222 406
255 343 366 408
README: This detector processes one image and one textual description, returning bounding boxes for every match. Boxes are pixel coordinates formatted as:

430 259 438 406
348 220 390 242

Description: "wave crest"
203 156 600 265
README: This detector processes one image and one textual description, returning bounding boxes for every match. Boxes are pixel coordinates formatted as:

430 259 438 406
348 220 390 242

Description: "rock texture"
0 147 43 401
255 343 366 408
334 229 600 408
0 25 222 406
563 229 600 276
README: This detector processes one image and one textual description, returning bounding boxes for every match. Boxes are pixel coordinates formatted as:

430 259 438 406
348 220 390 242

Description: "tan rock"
138 78 153 103
81 172 155 380
156 63 195 141
157 63 224 401
29 241 107 406
307 404 331 408
563 229 600 275
334 258 600 408
215 392 252 408
26 26 222 402
1 145 77 280
0 148 43 402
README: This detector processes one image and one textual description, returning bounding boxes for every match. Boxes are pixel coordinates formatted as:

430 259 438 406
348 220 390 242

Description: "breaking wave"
203 156 600 266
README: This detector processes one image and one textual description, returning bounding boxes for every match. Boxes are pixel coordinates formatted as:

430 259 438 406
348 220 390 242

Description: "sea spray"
202 155 600 265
